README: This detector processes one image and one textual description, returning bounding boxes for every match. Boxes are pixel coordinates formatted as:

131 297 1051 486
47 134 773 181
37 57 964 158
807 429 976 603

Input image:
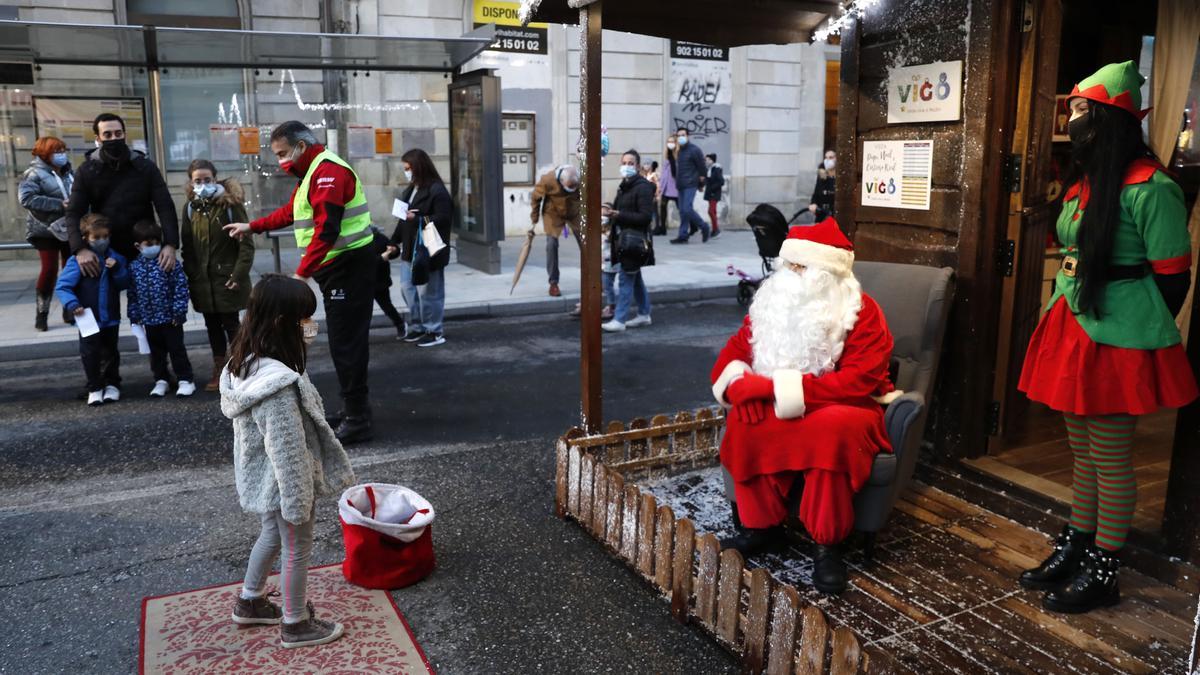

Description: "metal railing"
3 231 295 273
0 242 34 251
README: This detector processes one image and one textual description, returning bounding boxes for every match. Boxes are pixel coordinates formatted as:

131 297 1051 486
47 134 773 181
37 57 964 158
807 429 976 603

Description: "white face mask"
823 158 836 170
667 142 676 150
404 169 413 182
676 135 689 146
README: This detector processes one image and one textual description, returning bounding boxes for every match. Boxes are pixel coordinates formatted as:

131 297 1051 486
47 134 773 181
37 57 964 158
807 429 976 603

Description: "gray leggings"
546 229 581 284
241 506 315 623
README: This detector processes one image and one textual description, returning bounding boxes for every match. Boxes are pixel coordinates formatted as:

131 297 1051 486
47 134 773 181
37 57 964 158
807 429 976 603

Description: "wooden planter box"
555 408 891 674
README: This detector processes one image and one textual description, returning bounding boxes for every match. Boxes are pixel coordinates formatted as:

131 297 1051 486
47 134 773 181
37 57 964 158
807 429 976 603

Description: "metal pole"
579 2 603 434
148 68 167 169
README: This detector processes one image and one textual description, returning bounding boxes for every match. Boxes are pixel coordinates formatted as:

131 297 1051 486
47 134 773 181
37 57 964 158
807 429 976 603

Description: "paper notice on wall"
861 140 933 210
348 124 375 158
375 128 394 154
239 127 260 154
887 61 963 123
209 124 240 161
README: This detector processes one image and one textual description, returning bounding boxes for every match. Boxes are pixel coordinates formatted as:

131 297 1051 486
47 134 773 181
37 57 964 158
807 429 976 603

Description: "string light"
278 69 431 113
811 0 883 43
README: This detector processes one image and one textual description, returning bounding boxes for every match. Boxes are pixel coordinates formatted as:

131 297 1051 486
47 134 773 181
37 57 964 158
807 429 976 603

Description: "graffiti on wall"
668 58 732 165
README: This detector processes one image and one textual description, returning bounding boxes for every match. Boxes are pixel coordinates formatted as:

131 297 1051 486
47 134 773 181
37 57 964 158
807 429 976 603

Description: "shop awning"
0 20 495 72
518 0 842 46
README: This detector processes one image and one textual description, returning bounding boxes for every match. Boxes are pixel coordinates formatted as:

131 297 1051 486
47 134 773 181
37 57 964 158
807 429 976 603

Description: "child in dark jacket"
128 219 195 397
55 214 129 406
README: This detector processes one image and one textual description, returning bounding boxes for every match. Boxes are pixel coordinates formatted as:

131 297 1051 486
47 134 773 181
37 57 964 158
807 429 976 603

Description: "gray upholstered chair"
722 261 956 559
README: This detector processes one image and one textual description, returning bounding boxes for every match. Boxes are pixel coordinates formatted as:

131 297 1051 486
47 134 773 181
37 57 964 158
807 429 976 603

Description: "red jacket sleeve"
802 297 895 408
250 186 298 233
294 161 358 278
710 316 755 405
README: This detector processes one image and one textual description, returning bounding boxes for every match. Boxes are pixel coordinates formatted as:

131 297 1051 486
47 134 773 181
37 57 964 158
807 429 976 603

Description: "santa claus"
711 218 895 594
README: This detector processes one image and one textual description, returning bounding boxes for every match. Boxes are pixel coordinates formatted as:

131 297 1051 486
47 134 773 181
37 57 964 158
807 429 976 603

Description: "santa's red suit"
711 219 895 545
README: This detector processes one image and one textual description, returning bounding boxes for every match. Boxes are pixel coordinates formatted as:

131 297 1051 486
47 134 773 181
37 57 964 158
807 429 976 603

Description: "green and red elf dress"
1018 157 1197 414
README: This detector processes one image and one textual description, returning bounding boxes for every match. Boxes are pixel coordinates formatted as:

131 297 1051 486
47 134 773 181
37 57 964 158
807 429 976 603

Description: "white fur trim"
873 390 904 405
779 239 854 277
772 369 806 419
712 360 752 407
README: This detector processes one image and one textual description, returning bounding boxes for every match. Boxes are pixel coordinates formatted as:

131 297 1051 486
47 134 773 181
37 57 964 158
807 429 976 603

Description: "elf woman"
1017 61 1197 614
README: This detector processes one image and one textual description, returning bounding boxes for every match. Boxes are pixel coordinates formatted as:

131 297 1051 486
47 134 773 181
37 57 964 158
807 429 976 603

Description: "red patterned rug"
140 564 432 674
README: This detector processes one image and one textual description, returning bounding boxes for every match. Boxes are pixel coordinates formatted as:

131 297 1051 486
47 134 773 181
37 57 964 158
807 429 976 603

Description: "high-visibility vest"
292 149 373 264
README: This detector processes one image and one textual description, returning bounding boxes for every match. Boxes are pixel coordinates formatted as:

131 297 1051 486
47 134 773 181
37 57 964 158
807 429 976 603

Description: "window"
127 0 241 29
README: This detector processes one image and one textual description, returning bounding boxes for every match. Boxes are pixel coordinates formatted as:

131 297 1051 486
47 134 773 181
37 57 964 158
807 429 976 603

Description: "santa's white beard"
748 265 863 377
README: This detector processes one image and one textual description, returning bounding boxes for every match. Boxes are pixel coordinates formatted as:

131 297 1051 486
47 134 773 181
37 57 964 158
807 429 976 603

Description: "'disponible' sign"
887 60 962 123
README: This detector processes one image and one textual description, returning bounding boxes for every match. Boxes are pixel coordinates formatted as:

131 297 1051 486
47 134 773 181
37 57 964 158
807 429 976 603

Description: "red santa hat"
777 218 854 277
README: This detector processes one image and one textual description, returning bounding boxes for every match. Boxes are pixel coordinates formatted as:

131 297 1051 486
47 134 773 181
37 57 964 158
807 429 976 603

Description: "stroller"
728 203 793 307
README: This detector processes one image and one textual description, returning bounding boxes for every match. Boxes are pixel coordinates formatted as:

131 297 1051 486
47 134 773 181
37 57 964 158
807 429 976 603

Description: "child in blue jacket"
128 219 196 397
56 214 130 406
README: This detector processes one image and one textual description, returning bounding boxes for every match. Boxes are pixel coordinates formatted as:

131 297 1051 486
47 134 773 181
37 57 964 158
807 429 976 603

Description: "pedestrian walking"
54 214 129 406
220 274 355 649
64 113 178 276
530 164 581 297
386 148 452 348
602 150 655 333
128 220 195 398
19 136 74 331
668 127 710 244
224 121 378 444
371 228 406 339
807 150 837 221
180 159 253 392
702 153 724 238
656 136 679 236
643 160 660 234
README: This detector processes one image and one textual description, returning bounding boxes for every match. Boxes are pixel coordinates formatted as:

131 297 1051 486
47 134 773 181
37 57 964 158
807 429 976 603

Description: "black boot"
812 544 848 595
1042 545 1120 614
34 292 51 332
1019 525 1094 590
335 415 373 445
719 526 785 557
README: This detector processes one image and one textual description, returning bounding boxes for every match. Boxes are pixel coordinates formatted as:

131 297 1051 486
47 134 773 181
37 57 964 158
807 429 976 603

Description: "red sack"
339 483 436 589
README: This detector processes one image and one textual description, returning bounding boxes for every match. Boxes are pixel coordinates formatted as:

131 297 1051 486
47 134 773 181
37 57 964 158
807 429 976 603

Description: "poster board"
887 61 963 123
348 124 375 158
861 139 933 210
33 96 149 167
669 45 731 173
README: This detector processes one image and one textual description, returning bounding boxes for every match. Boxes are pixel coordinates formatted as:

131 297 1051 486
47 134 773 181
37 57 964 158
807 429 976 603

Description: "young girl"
220 274 356 648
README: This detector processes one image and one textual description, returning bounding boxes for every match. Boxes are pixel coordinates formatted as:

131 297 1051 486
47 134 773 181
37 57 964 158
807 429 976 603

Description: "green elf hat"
1068 60 1152 120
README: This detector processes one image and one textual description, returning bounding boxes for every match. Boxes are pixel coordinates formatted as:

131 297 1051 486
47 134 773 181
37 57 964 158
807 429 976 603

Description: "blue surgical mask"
51 153 69 168
619 165 637 178
140 244 161 258
677 135 689 146
195 183 218 200
90 238 109 255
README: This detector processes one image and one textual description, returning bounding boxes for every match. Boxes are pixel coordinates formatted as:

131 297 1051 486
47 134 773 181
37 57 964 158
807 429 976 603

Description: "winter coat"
658 158 678 199
18 157 73 243
703 164 725 202
220 357 356 525
54 249 129 329
390 179 453 268
811 171 836 219
127 255 190 327
610 174 656 271
673 142 707 190
64 148 179 259
530 169 581 238
180 179 253 314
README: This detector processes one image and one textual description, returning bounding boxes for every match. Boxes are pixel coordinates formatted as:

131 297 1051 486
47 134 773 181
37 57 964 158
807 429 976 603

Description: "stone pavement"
0 230 764 352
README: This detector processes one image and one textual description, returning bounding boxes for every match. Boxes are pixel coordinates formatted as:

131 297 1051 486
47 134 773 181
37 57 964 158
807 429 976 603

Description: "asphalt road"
0 299 746 674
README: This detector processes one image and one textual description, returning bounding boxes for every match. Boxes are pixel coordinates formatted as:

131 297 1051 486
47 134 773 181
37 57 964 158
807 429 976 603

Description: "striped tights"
1064 413 1138 551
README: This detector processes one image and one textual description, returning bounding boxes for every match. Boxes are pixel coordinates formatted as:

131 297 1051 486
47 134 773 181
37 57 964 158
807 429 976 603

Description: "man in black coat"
669 126 711 244
65 113 179 277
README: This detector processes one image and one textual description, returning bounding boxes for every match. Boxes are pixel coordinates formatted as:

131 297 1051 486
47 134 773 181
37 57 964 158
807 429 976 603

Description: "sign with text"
669 57 732 170
887 61 962 124
474 0 547 54
861 139 933 210
670 40 728 61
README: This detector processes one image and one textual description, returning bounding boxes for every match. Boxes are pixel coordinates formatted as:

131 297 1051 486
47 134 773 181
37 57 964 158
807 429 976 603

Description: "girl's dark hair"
187 158 217 180
401 148 443 188
622 149 641 166
227 275 318 378
1062 101 1157 317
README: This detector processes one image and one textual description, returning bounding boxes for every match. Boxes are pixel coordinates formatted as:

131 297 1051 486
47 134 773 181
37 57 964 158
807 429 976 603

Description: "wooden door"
989 0 1063 444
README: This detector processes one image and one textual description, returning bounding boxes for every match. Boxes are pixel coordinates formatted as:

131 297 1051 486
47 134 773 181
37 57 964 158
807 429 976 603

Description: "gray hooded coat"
220 357 355 524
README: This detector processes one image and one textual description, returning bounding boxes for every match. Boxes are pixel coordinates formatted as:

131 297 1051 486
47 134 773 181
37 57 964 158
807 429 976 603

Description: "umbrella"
510 228 537 294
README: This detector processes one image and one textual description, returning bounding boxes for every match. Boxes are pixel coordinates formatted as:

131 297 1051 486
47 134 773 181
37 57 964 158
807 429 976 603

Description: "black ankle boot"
719 526 785 556
1042 545 1120 614
335 415 373 445
812 544 848 595
34 292 51 332
1019 525 1094 590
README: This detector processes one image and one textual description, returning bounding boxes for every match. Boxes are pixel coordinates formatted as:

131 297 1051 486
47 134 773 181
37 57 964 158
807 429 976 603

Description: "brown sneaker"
601 304 615 321
549 282 561 297
280 602 345 648
231 591 282 625
205 355 225 392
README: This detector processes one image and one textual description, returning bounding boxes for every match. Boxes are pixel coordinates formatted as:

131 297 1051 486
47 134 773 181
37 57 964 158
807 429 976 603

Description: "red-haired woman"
19 136 75 331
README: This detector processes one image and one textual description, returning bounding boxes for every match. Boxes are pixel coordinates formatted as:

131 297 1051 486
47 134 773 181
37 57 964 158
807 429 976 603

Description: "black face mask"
1067 116 1091 150
100 138 130 164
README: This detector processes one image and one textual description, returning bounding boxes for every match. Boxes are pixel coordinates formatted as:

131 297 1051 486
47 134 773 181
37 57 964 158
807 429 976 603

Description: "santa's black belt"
1060 256 1148 280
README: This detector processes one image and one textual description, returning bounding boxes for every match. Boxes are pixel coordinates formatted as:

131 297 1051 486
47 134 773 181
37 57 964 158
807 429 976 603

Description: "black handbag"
410 219 431 286
617 227 651 268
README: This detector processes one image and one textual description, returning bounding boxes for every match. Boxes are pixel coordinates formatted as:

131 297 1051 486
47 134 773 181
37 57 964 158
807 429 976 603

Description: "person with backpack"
180 159 253 391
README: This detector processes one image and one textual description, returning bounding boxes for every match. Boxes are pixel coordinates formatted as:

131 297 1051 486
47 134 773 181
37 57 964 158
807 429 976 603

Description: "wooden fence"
555 408 890 674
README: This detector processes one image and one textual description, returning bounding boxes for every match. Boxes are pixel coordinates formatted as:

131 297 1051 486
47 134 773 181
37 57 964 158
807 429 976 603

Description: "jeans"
314 245 375 417
602 269 617 306
202 312 240 357
146 323 194 382
79 325 120 392
241 505 316 624
400 262 445 336
546 229 581 284
676 186 710 240
614 268 650 323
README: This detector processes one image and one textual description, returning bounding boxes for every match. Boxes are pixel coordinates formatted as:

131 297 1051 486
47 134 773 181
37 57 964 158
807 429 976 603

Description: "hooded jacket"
180 178 254 314
55 248 129 329
220 357 356 524
19 157 73 242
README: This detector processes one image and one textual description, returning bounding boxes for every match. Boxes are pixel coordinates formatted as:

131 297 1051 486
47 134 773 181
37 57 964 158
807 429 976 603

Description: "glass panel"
132 68 245 172
0 22 146 66
450 82 485 237
127 0 239 17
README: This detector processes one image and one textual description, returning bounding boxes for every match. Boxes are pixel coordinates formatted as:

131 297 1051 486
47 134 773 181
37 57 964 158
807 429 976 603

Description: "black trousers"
375 287 403 326
314 245 375 417
146 323 194 383
203 312 240 357
80 326 120 392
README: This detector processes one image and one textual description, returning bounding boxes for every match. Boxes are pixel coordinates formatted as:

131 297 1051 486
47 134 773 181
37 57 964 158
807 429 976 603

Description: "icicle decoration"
277 69 431 113
811 0 884 43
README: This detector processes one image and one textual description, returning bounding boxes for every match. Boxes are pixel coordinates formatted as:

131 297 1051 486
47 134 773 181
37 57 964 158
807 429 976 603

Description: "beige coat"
530 169 581 238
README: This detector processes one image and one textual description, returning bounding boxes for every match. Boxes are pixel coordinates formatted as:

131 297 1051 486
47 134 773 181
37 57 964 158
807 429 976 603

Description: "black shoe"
1042 545 1120 614
335 416 373 445
393 321 406 341
702 230 710 243
1019 525 1094 590
652 227 667 236
326 410 346 428
812 544 848 595
402 329 427 343
719 526 785 557
417 333 446 348
34 311 48 332
669 238 688 245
